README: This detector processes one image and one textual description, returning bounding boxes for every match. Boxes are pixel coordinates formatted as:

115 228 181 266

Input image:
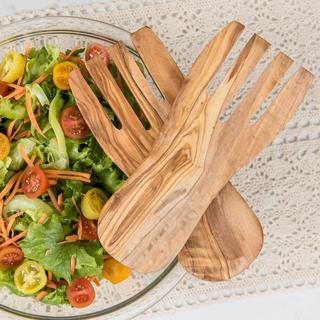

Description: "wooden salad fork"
131 26 263 281
69 21 313 273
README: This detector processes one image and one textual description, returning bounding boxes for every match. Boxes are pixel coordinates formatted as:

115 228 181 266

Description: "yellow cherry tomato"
14 261 47 295
81 188 108 220
53 61 80 90
102 257 131 284
0 51 26 83
0 133 10 160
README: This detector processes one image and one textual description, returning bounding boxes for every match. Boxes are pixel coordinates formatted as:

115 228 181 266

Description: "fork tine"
108 42 168 135
69 70 120 159
249 67 314 155
228 52 294 122
69 69 150 176
210 34 271 120
85 56 153 150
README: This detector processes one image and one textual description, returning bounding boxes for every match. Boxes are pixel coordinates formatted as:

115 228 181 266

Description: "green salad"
0 43 134 308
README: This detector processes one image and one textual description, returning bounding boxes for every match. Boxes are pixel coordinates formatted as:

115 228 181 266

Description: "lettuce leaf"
0 97 27 120
23 45 60 84
0 157 11 189
41 285 68 305
19 216 103 282
8 138 36 171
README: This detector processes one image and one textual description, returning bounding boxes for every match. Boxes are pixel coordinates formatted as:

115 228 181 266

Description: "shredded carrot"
48 180 57 186
15 188 24 194
7 212 24 221
4 170 25 205
6 218 15 238
17 144 34 168
47 188 62 213
35 291 48 302
37 213 48 224
0 172 21 200
60 47 81 61
17 73 24 86
14 90 26 100
45 174 90 183
48 271 53 282
4 88 25 100
46 281 57 289
78 216 83 240
33 73 48 84
90 276 100 287
43 169 91 180
0 200 8 242
7 83 24 90
65 235 79 242
70 256 76 276
57 193 63 207
0 230 27 248
30 154 37 164
14 130 31 140
25 89 46 138
10 121 24 141
35 159 43 166
7 120 17 140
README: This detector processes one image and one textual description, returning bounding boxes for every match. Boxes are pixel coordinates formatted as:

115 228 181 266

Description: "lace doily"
1 0 320 318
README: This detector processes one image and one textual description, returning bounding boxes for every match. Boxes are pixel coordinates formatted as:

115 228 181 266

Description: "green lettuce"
0 269 30 297
19 216 103 282
8 138 36 171
48 91 68 169
0 157 11 189
0 97 27 120
41 285 68 305
26 83 50 107
23 45 60 84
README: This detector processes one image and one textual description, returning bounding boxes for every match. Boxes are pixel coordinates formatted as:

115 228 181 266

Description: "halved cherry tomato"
102 257 131 284
0 51 26 83
53 61 80 90
21 165 49 199
0 80 9 96
0 133 10 160
60 105 90 140
80 216 98 240
85 43 109 65
66 277 95 308
14 261 47 295
81 188 108 220
0 246 24 269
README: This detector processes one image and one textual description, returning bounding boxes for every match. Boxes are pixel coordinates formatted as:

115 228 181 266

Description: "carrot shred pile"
48 271 53 281
37 213 48 224
46 281 57 289
0 172 22 200
7 120 17 140
33 73 48 84
4 171 25 206
78 217 83 240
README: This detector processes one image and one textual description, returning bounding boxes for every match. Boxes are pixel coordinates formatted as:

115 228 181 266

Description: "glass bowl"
0 16 185 320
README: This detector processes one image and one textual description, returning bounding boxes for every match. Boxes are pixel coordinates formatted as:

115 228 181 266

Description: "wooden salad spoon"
130 26 263 281
94 22 313 273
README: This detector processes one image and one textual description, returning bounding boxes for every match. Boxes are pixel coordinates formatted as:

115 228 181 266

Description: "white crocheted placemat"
1 0 320 318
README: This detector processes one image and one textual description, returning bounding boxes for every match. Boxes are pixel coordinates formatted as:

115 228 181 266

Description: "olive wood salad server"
70 21 313 273
72 24 263 280
131 26 264 280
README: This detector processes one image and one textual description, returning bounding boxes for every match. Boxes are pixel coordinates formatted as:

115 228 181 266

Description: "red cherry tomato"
0 81 9 97
85 43 109 65
80 216 98 241
66 278 95 308
21 165 49 199
0 245 24 269
60 106 90 140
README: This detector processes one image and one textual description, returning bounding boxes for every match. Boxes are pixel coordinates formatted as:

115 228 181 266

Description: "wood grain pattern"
97 23 314 273
132 27 264 280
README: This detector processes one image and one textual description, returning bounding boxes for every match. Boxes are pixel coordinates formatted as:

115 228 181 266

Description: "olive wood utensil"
95 22 313 273
70 22 262 280
131 26 263 281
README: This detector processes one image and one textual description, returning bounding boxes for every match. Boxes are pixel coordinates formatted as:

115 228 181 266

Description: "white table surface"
0 1 318 319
